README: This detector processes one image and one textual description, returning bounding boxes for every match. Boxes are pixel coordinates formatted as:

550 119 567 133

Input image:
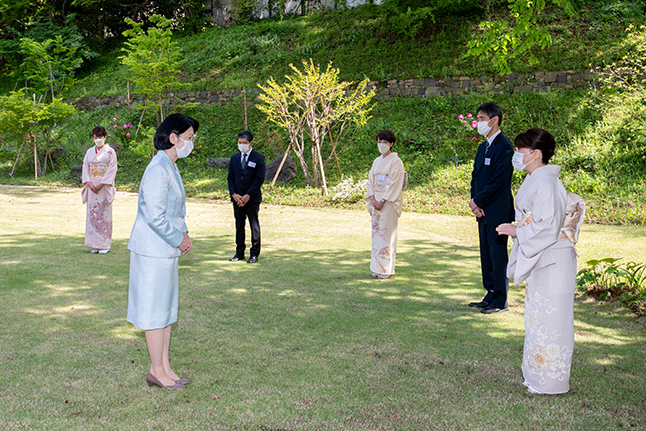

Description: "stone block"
471 79 481 86
401 88 412 96
265 154 297 182
545 72 558 83
413 79 424 87
207 158 230 168
557 75 567 83
571 74 580 81
426 87 440 96
424 78 436 86
461 79 469 88
515 85 532 93
209 95 219 103
379 89 389 96
451 87 465 95
418 88 425 96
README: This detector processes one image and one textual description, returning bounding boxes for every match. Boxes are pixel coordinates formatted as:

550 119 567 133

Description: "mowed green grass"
0 185 644 430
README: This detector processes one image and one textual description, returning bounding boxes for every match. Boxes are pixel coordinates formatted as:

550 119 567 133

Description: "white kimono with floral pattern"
507 165 576 394
366 153 404 276
81 144 117 249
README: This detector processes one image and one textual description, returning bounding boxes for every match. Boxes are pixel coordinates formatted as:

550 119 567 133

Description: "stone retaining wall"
66 69 597 111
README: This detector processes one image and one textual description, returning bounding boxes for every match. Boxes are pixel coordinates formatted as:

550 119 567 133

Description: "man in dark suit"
468 103 515 313
227 130 266 263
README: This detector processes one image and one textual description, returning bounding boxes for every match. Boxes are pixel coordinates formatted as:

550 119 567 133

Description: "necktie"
485 140 491 154
242 153 247 169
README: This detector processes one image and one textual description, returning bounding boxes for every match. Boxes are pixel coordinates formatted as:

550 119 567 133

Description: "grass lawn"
0 185 645 430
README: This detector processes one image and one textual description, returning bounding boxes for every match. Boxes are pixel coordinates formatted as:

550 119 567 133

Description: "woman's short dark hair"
376 130 396 144
514 128 556 164
154 113 200 151
237 130 253 142
476 102 503 126
92 126 107 138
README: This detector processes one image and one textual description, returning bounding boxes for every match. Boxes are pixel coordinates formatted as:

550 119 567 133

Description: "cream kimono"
81 144 118 250
507 165 584 395
366 153 405 276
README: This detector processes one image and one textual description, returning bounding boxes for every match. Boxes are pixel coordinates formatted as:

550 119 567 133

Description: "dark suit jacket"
470 132 515 226
227 149 266 203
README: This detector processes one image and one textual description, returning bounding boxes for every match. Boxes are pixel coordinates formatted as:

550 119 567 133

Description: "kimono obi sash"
89 163 108 177
515 192 586 246
373 174 391 193
557 192 586 244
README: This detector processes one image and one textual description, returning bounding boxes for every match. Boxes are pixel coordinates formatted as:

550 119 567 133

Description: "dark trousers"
233 202 261 258
478 219 510 308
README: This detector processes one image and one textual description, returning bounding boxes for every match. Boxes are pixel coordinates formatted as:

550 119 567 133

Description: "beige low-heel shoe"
146 372 185 390
174 377 191 385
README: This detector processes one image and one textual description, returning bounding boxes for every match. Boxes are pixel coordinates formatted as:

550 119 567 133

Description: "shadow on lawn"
1 229 644 407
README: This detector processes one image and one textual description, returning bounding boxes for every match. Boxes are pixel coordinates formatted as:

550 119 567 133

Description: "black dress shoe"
468 301 491 308
229 255 243 262
481 305 508 314
247 256 258 263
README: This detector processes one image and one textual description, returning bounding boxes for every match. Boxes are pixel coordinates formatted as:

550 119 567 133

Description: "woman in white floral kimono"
367 130 405 279
81 126 118 253
497 128 585 395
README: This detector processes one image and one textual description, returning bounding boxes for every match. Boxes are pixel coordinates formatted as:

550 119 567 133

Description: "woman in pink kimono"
82 126 118 254
367 130 405 279
497 128 585 395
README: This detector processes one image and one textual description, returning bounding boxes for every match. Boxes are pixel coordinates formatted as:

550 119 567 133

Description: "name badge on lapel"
484 158 491 166
248 161 256 168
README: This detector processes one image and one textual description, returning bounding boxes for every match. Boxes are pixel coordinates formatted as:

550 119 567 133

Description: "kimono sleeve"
81 150 91 184
516 179 566 259
100 148 118 186
381 158 404 203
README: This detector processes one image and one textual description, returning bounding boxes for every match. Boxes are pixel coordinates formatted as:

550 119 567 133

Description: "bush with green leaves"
577 257 646 315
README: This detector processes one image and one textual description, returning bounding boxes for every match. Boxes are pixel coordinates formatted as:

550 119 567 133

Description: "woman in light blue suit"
127 113 198 390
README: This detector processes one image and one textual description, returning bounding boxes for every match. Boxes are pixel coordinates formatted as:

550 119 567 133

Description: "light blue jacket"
128 151 188 258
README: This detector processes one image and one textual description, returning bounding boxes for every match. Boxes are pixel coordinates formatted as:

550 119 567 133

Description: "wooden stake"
10 137 26 178
243 88 248 129
270 143 292 190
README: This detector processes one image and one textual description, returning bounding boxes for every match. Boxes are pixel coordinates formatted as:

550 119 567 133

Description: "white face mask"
477 120 493 137
176 139 194 159
377 143 391 154
512 150 535 171
238 144 251 154
94 138 106 147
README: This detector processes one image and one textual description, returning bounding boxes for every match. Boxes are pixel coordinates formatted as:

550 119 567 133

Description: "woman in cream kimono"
497 128 585 395
367 130 405 279
81 126 118 253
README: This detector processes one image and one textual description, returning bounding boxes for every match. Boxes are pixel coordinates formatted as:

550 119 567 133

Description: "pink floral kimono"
81 144 117 250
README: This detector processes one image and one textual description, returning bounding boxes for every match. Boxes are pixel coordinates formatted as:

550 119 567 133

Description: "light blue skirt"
127 251 179 330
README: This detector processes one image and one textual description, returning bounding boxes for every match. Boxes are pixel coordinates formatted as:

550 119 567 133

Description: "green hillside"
60 2 645 98
1 1 646 224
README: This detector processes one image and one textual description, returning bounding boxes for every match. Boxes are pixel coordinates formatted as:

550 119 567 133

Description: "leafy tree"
465 0 577 74
0 89 75 178
120 14 184 126
20 36 83 101
258 59 374 195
